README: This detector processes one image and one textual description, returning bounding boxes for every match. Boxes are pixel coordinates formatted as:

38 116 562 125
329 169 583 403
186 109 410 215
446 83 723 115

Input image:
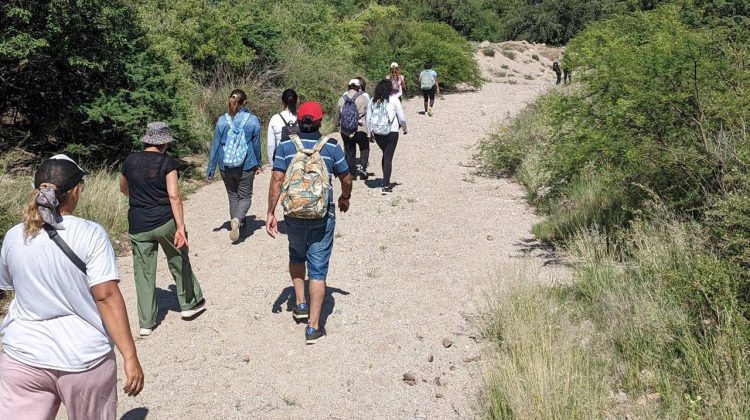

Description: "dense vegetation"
0 0 480 168
479 2 750 417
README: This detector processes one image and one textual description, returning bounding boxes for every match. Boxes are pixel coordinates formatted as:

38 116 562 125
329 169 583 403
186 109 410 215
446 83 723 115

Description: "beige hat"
390 62 399 69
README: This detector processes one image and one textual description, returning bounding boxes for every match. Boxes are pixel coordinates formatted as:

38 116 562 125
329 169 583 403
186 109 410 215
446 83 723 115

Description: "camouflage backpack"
280 135 331 219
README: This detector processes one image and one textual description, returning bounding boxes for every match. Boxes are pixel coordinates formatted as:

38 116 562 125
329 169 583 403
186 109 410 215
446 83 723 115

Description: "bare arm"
165 170 187 248
265 171 285 237
92 281 144 397
119 175 129 196
337 173 353 212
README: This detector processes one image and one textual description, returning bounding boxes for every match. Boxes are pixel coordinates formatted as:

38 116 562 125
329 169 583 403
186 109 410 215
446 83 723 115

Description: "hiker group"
0 61 441 419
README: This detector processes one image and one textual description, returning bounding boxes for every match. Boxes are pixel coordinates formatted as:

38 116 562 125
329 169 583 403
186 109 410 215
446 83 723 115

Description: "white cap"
390 62 399 68
50 154 87 174
348 79 361 86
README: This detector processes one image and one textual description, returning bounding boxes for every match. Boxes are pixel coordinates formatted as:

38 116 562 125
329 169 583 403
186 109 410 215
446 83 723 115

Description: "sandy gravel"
47 43 563 419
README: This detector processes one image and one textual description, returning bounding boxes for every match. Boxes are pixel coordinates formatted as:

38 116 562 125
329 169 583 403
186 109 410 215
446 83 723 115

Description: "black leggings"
341 131 370 172
374 132 399 186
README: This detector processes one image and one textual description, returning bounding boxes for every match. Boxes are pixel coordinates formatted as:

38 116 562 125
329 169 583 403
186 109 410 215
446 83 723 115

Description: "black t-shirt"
121 152 179 234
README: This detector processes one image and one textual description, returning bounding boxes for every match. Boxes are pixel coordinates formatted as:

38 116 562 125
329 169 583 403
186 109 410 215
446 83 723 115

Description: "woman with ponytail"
267 88 298 164
0 155 144 419
206 88 262 242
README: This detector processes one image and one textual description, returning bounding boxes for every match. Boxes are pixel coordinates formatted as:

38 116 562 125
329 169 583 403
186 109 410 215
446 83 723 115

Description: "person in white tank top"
267 89 298 164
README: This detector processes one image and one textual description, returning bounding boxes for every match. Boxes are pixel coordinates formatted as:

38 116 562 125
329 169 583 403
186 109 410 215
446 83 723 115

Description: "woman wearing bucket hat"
120 122 206 337
0 155 144 419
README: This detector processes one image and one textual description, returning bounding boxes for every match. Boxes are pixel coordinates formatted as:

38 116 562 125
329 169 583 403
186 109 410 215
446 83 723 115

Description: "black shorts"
422 86 436 101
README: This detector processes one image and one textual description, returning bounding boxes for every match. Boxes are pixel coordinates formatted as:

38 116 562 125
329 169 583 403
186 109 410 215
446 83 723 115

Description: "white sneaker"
180 300 207 319
229 218 240 242
139 328 152 337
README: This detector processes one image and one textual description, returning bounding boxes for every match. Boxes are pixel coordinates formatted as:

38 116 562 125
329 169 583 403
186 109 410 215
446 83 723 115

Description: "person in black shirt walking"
120 122 206 337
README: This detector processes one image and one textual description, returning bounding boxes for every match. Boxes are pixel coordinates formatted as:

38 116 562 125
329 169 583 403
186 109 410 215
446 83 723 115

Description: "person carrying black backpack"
334 79 370 180
267 89 298 165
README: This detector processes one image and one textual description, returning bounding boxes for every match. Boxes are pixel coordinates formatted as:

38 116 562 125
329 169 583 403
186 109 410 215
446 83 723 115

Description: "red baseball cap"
297 101 324 122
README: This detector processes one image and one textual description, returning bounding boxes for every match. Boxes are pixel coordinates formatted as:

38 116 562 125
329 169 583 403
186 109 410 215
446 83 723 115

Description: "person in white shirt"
366 80 407 194
0 155 144 420
266 89 298 164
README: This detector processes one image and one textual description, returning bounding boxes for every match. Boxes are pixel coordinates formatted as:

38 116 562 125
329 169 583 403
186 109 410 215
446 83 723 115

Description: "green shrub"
0 0 194 162
501 50 516 60
482 47 495 57
531 54 539 61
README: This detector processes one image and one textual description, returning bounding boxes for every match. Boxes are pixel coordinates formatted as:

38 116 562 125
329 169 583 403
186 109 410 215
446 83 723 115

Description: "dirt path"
108 43 561 419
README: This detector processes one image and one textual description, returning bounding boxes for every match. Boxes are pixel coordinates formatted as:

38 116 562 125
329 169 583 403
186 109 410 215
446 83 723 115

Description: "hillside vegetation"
479 1 750 418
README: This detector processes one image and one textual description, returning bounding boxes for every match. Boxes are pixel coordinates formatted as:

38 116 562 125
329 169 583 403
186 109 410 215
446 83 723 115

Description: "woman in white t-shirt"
0 155 144 419
366 80 407 194
266 88 298 164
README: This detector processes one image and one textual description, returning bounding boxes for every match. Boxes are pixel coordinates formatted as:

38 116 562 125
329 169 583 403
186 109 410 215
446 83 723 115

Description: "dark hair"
424 61 432 69
228 89 247 116
299 115 321 133
348 83 360 91
373 80 392 103
356 77 367 92
281 89 298 116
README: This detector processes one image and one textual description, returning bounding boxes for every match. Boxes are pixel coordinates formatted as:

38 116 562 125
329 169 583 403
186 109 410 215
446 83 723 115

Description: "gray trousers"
221 167 256 221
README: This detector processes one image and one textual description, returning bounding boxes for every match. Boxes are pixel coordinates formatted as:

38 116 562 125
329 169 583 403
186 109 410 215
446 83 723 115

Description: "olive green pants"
129 219 204 329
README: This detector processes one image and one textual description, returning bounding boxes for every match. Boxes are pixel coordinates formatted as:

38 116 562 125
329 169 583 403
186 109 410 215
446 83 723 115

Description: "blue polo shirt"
273 131 349 217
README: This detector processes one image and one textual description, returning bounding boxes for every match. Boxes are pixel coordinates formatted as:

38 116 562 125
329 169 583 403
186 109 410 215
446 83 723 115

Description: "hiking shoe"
180 299 206 319
382 185 393 194
427 107 433 117
139 328 152 337
293 303 309 321
230 218 240 242
358 168 369 181
305 326 326 344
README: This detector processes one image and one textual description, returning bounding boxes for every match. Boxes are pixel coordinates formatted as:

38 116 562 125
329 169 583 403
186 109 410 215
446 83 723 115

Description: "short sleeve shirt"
272 131 349 218
121 151 179 234
0 217 119 371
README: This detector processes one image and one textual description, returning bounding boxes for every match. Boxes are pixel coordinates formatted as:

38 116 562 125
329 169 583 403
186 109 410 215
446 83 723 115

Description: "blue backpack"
222 112 252 168
340 92 363 135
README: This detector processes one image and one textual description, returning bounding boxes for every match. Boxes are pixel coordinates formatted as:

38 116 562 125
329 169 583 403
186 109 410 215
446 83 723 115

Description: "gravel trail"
94 43 561 419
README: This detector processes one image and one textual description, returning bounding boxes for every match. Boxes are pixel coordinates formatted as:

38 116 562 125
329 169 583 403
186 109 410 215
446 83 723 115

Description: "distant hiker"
267 89 298 165
563 63 571 84
0 155 144 419
206 89 262 242
121 122 206 336
366 80 407 194
418 61 440 116
266 101 352 344
356 77 371 102
334 78 370 180
553 61 562 85
386 62 406 101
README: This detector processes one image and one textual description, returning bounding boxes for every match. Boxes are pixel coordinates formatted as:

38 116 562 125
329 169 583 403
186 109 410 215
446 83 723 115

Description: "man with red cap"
266 101 353 344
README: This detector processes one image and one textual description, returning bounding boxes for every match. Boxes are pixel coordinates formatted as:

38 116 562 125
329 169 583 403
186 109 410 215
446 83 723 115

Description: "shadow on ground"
512 237 565 266
121 407 148 420
272 285 350 327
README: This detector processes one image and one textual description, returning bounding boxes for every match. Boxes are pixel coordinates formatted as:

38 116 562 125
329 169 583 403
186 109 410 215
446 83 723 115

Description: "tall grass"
0 171 129 248
482 216 750 418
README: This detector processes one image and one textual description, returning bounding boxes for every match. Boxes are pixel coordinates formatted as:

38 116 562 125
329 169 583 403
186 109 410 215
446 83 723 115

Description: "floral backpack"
280 135 331 219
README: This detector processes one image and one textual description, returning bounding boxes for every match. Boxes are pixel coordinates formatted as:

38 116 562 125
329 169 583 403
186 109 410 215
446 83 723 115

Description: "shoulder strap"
224 113 235 130
313 136 329 153
289 134 305 152
43 224 87 275
279 113 288 126
238 112 252 130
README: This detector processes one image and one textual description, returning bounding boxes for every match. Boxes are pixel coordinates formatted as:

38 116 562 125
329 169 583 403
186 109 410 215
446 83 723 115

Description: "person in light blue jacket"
206 89 262 242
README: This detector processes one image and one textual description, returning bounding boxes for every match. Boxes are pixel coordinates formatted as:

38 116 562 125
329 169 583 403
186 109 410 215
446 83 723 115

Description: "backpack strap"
224 113 235 131
43 223 87 275
279 113 288 126
289 134 305 152
312 136 329 153
238 112 251 130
